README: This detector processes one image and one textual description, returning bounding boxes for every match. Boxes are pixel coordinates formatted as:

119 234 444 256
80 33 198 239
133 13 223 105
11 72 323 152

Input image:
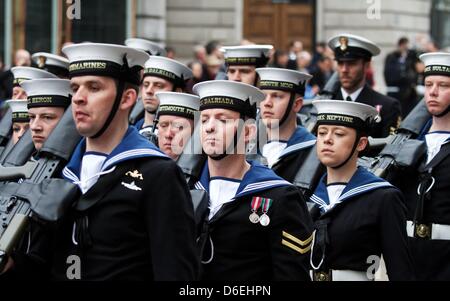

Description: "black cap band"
334 46 372 61
158 105 196 120
200 96 256 119
143 67 186 88
259 80 306 95
69 60 142 85
13 78 28 87
42 65 70 78
225 56 269 67
12 112 29 123
316 113 370 131
424 65 450 77
27 95 71 109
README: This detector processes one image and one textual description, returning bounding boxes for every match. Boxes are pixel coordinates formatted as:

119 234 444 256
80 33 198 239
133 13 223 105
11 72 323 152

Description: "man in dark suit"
329 33 401 138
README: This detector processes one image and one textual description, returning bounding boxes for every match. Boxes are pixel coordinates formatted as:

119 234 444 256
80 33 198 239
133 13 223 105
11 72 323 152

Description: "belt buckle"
415 223 432 239
313 270 332 281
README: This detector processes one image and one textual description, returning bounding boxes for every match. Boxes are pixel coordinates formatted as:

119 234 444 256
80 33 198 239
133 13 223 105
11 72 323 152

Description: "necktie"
346 96 352 102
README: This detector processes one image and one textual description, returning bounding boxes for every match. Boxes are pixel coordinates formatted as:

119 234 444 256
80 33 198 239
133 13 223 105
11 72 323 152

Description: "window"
71 0 126 44
25 0 52 53
431 0 450 49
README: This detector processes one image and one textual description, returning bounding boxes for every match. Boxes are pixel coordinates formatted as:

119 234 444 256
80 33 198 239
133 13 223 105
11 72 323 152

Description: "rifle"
286 72 340 197
129 97 144 125
140 106 159 146
0 129 35 170
299 72 340 132
359 99 430 178
0 105 81 270
0 109 12 157
176 116 207 188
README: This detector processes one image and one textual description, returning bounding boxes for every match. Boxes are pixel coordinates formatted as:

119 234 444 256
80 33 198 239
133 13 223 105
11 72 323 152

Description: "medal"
249 197 263 224
259 213 270 226
249 212 260 223
259 198 273 227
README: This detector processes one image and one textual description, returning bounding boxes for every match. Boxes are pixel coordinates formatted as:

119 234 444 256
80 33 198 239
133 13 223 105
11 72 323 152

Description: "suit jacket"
336 84 401 138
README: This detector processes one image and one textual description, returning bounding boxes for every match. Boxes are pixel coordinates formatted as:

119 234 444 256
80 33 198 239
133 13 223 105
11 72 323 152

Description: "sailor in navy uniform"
20 79 72 152
125 38 167 57
329 33 401 138
10 66 57 100
394 52 450 280
134 56 193 139
256 67 323 186
309 100 415 281
192 80 313 280
31 52 70 78
3 43 199 280
155 91 199 160
221 45 273 86
5 99 29 145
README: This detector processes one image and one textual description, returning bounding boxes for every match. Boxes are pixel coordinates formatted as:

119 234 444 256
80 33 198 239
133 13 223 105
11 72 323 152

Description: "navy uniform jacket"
335 84 401 138
392 120 450 280
194 161 314 281
309 167 415 281
9 127 199 281
270 127 324 192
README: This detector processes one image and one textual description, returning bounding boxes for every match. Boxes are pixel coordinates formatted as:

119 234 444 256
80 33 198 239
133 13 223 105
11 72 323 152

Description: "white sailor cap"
155 92 200 120
21 79 72 109
32 52 70 77
328 33 380 61
11 66 57 87
193 80 265 119
256 67 312 95
221 45 273 67
125 38 167 57
143 56 193 88
62 43 149 85
313 100 379 132
419 52 450 78
6 99 29 122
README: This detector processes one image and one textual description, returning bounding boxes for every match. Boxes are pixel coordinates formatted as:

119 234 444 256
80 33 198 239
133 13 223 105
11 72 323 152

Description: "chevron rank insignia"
281 231 313 254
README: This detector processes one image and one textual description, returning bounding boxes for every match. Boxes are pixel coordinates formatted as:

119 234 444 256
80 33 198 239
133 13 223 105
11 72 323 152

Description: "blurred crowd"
0 34 447 118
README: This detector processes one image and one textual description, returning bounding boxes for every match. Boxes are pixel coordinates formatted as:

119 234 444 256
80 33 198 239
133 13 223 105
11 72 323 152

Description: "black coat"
195 161 314 281
9 128 199 281
393 131 450 280
309 167 415 281
336 84 402 138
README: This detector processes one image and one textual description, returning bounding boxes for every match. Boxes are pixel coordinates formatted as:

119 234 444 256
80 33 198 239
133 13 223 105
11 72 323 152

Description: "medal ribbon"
251 197 263 212
261 198 273 214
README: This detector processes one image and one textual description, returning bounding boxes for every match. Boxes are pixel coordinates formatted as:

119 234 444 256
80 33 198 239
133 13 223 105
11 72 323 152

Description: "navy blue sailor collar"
194 160 292 199
417 118 450 144
63 126 168 183
134 118 145 130
276 126 316 160
310 166 393 213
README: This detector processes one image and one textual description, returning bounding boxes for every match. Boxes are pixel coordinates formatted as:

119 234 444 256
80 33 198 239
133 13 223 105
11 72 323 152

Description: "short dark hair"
398 37 409 46
205 40 221 55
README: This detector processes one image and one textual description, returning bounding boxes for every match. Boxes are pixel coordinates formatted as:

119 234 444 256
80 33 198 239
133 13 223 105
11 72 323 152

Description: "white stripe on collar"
239 179 291 195
195 179 290 199
103 148 167 171
278 140 316 159
63 167 79 182
338 182 392 201
194 181 206 191
310 194 327 207
310 182 393 210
